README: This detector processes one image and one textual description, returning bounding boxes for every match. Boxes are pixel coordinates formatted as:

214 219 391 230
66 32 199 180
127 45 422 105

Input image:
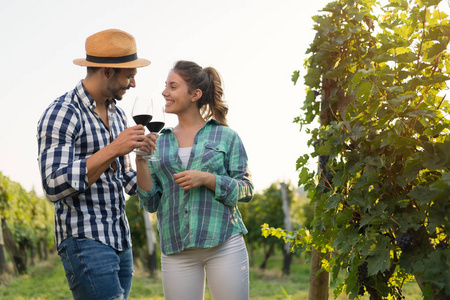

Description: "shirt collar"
160 119 219 134
75 80 95 109
76 80 116 110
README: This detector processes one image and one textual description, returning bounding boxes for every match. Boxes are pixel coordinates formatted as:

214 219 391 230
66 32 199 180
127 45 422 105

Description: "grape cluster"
318 155 329 171
357 261 368 295
396 233 415 251
358 285 365 296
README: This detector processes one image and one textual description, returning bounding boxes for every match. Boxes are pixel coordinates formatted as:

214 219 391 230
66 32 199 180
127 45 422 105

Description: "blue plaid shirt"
37 80 135 251
138 120 254 255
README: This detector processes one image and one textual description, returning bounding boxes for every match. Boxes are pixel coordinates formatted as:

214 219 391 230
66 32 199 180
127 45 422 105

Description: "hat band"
86 53 138 64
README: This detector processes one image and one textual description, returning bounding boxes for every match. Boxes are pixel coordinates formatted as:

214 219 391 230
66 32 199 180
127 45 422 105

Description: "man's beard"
107 79 127 100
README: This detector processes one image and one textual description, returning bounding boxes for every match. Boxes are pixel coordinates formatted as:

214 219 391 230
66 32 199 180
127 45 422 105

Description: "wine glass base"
144 156 161 161
134 149 150 156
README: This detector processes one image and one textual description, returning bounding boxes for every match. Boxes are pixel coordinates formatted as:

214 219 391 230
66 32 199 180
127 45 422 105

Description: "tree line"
0 172 53 275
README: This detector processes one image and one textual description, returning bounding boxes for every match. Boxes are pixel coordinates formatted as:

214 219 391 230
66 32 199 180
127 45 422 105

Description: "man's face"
107 68 137 100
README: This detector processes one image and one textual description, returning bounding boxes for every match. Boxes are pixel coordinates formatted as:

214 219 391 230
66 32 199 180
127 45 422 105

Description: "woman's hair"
172 60 229 126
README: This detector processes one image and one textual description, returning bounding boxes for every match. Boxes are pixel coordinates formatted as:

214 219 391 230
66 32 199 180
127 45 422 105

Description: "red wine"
146 121 165 133
133 114 152 125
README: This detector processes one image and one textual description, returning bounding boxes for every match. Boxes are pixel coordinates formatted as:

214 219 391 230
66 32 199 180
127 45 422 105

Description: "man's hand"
111 125 146 156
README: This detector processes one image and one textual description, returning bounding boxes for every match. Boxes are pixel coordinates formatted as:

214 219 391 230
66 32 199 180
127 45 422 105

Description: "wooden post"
308 77 334 299
280 183 293 275
308 248 330 300
0 218 11 274
143 211 157 277
2 218 26 274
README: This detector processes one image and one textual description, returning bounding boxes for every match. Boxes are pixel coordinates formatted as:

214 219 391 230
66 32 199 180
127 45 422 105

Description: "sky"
0 0 330 197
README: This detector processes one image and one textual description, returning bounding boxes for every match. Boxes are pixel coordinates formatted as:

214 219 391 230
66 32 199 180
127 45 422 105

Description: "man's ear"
102 67 114 78
191 89 202 102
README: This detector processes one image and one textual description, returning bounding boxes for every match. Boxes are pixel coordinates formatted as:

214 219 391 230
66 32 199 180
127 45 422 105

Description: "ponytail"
172 60 229 126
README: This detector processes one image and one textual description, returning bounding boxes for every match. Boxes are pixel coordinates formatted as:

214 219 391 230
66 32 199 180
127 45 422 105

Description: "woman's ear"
191 89 202 102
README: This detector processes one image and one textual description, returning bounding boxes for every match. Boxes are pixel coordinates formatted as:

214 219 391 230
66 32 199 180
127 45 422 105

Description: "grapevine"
265 0 450 298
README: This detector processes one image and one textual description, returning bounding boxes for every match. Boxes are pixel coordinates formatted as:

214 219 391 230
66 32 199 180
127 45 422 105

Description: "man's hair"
87 67 122 76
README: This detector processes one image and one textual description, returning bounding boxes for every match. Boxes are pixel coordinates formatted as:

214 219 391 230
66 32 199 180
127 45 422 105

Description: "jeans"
161 233 249 300
57 237 133 300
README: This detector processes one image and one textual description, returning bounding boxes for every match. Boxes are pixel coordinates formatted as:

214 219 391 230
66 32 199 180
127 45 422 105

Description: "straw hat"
73 29 151 68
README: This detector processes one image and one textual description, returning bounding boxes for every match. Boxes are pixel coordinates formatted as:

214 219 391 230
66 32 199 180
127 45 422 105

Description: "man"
37 29 152 300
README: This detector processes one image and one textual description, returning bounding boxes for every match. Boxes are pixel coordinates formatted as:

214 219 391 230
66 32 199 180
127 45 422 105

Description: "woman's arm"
135 133 162 213
135 132 158 192
136 156 154 192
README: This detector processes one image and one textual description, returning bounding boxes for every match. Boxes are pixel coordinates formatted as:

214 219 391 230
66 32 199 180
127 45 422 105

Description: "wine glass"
131 96 153 155
145 99 165 161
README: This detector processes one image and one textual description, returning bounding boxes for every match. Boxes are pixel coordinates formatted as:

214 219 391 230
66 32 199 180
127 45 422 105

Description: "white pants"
161 233 249 300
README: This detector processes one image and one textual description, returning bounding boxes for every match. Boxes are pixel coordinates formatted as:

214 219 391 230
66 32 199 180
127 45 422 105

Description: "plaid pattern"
37 80 135 251
138 120 253 255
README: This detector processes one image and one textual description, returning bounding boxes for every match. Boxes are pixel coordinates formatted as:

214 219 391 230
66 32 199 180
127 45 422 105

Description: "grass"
0 250 422 299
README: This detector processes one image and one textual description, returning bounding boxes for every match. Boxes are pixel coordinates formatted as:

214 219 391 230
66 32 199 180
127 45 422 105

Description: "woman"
136 60 254 300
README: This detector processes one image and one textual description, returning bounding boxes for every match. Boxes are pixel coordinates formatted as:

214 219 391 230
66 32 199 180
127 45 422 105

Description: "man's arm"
86 125 146 186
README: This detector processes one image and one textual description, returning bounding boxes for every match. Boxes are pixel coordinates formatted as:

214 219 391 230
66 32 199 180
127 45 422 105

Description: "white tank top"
178 147 192 168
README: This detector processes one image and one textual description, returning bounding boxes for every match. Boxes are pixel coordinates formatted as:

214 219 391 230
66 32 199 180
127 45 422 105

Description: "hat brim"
73 58 151 68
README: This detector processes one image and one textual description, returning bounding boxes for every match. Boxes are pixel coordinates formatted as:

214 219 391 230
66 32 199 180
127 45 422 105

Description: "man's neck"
82 76 109 107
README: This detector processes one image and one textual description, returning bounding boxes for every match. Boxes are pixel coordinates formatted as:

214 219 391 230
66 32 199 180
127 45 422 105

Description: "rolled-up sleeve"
137 173 162 212
37 102 88 202
122 167 137 196
214 133 254 207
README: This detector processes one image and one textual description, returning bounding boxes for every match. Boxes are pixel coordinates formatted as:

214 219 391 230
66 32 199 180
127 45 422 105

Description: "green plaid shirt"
138 119 254 255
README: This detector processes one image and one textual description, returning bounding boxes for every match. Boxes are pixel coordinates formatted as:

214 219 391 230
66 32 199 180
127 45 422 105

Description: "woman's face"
162 70 196 115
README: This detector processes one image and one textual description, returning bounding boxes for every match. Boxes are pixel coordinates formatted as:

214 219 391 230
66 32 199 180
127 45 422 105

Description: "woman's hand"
173 170 216 191
136 133 158 158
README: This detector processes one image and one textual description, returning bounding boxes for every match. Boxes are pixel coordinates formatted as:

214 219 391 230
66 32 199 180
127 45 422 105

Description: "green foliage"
0 172 54 250
240 182 302 250
268 0 450 299
125 195 147 250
